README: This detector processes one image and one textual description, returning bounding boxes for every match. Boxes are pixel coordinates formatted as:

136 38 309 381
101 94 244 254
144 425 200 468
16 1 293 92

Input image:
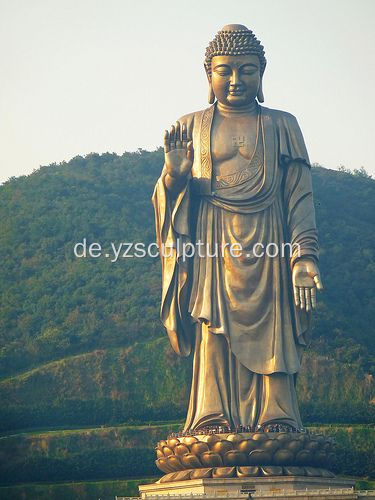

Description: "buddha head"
204 24 266 107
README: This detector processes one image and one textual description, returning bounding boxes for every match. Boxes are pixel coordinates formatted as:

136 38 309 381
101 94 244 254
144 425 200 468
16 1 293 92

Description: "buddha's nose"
230 71 241 87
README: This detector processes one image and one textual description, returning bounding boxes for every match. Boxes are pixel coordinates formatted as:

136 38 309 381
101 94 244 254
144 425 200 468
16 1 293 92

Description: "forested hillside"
0 150 374 431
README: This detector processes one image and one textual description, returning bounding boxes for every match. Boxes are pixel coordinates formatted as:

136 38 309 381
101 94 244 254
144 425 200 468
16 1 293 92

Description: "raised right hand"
164 121 194 180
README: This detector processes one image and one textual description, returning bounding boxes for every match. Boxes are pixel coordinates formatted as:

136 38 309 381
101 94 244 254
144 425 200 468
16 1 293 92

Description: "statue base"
139 476 356 499
155 431 336 475
143 431 365 498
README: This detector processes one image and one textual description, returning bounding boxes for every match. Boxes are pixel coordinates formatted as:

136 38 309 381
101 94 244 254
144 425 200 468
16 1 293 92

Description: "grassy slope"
0 338 373 432
0 478 157 500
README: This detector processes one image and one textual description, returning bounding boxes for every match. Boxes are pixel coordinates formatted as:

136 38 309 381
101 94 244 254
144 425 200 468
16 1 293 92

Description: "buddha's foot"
258 423 301 433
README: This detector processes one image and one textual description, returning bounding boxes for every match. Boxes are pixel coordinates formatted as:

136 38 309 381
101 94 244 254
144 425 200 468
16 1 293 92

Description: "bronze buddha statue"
153 23 323 434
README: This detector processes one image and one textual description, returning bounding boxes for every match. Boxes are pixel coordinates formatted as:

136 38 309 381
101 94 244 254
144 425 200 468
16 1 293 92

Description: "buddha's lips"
228 87 245 95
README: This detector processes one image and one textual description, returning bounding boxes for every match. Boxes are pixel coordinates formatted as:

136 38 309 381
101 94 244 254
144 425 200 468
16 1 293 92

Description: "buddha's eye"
241 66 258 75
214 66 231 76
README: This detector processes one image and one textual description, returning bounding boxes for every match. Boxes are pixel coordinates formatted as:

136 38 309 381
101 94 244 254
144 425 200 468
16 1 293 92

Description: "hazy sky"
0 0 374 183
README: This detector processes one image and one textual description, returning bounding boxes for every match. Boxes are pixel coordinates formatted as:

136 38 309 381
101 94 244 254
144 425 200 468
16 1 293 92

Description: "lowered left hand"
292 258 323 311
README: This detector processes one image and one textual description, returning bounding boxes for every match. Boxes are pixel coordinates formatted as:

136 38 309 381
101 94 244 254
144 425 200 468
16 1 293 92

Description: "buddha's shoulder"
176 108 206 125
175 108 209 135
260 105 300 127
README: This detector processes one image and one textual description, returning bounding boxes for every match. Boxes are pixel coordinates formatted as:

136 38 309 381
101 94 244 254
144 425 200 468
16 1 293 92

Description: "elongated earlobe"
257 80 264 103
208 82 215 104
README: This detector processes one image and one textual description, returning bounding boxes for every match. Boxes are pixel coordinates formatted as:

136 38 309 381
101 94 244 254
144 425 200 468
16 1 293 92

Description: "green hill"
1 151 375 493
0 151 374 431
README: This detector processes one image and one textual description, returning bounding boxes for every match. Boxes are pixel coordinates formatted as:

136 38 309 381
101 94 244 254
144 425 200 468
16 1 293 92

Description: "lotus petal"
261 466 283 476
162 446 174 457
167 438 180 449
224 450 248 466
211 440 233 456
314 451 327 466
202 434 221 448
173 470 193 481
180 453 202 468
252 433 267 443
155 458 176 474
324 442 333 452
212 466 236 478
200 451 223 467
159 472 179 483
304 466 321 477
283 466 306 476
319 468 335 478
237 466 260 477
166 455 184 471
263 439 280 453
226 433 244 443
190 468 213 479
295 450 313 465
191 442 210 455
288 440 302 453
174 443 190 456
305 440 319 451
181 436 198 446
273 450 294 465
237 439 257 454
248 450 272 465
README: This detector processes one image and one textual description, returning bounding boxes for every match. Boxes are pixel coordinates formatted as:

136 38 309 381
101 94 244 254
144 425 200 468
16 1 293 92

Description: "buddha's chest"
211 115 258 163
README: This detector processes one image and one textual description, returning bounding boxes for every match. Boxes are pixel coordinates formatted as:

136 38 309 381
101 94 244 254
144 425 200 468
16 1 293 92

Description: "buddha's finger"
164 130 170 153
169 125 175 150
299 287 306 309
313 274 324 291
186 141 193 161
294 285 300 307
175 121 182 149
311 287 317 309
182 123 188 149
305 288 311 312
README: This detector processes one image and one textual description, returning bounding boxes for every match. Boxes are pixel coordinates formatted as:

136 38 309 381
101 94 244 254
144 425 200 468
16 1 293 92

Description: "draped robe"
152 104 319 431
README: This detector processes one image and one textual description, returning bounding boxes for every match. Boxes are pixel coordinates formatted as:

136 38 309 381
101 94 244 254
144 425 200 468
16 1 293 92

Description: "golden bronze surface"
153 24 325 473
155 432 335 477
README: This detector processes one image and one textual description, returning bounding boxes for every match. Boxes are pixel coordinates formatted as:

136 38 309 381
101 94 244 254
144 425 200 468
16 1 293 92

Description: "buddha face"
210 54 261 107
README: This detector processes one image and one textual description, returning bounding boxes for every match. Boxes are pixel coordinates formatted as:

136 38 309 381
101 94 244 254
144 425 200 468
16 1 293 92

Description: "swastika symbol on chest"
232 136 247 147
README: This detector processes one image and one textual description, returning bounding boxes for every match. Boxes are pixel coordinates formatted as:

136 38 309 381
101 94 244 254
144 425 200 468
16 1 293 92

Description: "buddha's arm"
283 161 323 310
283 161 319 266
163 115 195 197
163 170 189 197
152 118 195 357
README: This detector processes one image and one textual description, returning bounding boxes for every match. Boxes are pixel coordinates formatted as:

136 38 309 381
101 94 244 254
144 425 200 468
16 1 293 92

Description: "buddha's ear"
257 77 265 103
205 65 216 104
208 82 215 104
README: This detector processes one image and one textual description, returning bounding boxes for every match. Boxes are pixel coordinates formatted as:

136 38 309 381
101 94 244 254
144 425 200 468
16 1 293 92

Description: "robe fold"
152 104 319 430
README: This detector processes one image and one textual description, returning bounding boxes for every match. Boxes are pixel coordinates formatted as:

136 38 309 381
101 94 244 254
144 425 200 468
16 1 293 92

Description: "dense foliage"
0 151 374 378
0 151 374 490
0 150 163 377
